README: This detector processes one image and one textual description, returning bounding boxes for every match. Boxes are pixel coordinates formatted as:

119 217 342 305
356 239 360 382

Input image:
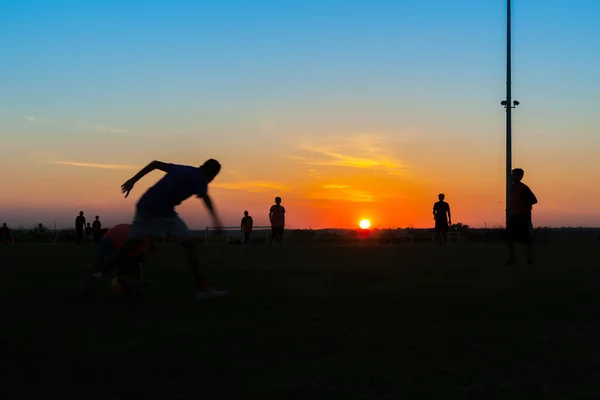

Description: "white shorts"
129 208 191 241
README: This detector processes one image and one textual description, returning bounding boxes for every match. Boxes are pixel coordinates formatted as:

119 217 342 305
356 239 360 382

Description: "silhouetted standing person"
92 215 102 243
0 222 12 244
241 211 253 244
75 211 86 244
269 197 286 246
506 168 538 267
433 194 451 247
35 223 46 243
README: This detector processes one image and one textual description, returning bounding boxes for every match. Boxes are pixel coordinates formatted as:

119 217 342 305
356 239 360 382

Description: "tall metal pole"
504 0 515 225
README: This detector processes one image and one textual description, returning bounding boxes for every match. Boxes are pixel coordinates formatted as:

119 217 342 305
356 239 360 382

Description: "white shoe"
196 288 227 300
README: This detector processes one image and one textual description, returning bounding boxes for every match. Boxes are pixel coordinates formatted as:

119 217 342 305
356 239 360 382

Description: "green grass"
2 241 600 399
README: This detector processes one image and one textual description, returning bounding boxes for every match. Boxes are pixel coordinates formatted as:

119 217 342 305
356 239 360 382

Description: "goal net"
204 226 272 245
431 231 461 243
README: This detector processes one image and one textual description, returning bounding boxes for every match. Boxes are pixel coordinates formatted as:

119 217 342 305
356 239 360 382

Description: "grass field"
2 240 600 399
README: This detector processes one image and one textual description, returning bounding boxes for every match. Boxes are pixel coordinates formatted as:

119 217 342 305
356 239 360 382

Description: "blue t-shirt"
136 164 208 217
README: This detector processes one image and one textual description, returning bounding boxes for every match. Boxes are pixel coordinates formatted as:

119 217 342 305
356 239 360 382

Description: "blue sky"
1 0 599 228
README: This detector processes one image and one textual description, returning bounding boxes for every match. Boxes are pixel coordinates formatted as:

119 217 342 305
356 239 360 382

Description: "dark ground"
2 240 600 399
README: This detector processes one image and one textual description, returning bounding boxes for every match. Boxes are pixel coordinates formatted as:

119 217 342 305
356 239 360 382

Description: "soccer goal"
431 231 461 243
204 226 272 245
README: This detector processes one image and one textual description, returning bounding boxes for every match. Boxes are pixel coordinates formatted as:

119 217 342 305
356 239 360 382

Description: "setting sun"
359 219 371 229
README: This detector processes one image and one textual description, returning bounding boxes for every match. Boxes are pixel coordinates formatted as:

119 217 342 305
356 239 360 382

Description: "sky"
1 0 599 229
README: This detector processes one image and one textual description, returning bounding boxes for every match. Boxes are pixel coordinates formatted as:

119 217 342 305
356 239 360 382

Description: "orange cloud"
323 184 350 189
289 134 409 175
213 181 288 193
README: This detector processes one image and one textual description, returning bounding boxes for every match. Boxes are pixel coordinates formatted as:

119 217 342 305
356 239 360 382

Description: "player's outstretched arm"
200 194 223 231
121 160 171 198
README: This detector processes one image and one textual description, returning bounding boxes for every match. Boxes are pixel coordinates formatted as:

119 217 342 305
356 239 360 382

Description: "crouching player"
80 223 153 295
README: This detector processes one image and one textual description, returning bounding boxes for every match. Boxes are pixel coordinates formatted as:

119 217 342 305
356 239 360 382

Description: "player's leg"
434 221 442 247
442 221 449 246
166 214 226 299
524 218 534 266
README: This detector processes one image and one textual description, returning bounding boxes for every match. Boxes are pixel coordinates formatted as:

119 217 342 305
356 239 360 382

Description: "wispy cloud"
323 184 350 189
25 115 63 124
50 161 141 170
75 122 129 134
213 181 288 193
26 115 129 134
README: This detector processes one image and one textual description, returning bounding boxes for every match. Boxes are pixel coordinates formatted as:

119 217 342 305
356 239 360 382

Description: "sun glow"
359 219 371 229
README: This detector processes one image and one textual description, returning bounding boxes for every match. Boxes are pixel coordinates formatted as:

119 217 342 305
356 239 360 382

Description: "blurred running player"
117 159 226 300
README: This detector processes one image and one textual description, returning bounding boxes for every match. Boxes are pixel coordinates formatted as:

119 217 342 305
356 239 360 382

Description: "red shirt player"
269 197 286 245
80 224 153 295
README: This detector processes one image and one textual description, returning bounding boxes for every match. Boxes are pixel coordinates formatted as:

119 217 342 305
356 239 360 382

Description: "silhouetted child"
85 223 93 241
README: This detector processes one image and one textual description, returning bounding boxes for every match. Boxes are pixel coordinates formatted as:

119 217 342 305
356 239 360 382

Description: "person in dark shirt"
240 211 253 244
92 215 102 243
116 159 225 300
75 211 86 244
506 168 538 266
433 193 452 247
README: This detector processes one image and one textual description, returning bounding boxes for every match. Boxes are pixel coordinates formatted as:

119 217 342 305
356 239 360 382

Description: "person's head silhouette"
512 168 524 183
275 197 282 205
438 193 445 201
244 211 249 216
201 159 221 183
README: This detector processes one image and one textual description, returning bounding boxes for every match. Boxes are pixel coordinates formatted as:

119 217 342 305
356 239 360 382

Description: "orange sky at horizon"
3 128 597 230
